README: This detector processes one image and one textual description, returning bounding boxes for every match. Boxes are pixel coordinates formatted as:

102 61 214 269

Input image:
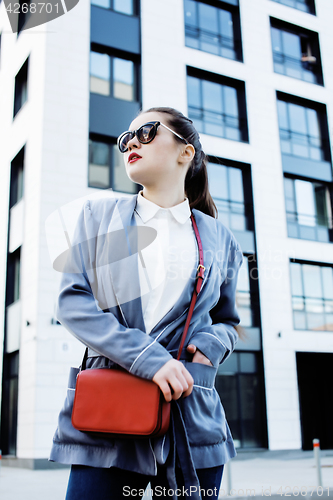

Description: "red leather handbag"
71 212 205 439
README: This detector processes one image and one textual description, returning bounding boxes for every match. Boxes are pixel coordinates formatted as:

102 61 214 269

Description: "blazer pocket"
180 361 227 447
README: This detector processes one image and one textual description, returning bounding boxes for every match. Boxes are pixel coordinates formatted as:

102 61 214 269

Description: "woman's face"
122 112 190 189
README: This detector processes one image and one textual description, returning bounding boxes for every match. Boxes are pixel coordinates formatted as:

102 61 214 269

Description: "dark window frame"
10 147 25 209
88 133 142 193
17 0 33 35
184 0 243 62
187 66 249 142
6 247 21 307
270 18 323 85
276 91 331 164
289 259 333 332
270 0 316 15
216 351 268 449
283 174 333 243
90 44 139 102
13 57 29 118
235 253 261 329
0 350 19 455
90 0 138 16
207 156 254 231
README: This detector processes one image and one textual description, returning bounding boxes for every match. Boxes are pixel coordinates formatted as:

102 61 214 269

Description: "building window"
187 69 248 141
88 136 139 193
17 0 32 34
91 0 135 15
284 177 333 242
270 20 322 85
6 248 21 306
184 0 242 61
90 50 136 101
10 147 25 208
277 98 327 161
290 262 333 331
0 350 19 455
13 58 29 118
235 255 261 329
208 162 246 230
216 352 266 449
270 0 315 14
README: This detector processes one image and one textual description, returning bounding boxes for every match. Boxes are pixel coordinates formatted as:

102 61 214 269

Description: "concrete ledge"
1 457 70 470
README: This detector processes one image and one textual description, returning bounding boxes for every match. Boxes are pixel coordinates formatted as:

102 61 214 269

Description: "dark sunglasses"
117 121 189 153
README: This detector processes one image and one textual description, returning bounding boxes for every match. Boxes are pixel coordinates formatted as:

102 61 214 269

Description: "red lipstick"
128 153 142 163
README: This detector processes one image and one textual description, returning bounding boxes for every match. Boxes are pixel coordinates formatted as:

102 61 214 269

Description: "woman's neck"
140 188 186 209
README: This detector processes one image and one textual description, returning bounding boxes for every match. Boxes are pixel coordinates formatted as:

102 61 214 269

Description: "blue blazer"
49 192 244 497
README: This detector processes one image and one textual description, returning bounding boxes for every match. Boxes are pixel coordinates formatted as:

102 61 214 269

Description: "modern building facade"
0 0 332 466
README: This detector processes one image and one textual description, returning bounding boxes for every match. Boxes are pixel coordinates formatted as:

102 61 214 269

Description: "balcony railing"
286 211 333 242
185 25 240 59
273 52 321 83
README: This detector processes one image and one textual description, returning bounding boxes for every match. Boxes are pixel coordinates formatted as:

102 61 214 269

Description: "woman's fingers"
192 350 213 366
152 359 194 402
156 379 173 402
186 344 197 354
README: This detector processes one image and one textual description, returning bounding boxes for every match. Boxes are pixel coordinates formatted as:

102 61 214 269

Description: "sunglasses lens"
137 123 156 144
118 132 133 153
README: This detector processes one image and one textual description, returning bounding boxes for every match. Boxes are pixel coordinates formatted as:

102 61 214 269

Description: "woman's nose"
127 134 141 151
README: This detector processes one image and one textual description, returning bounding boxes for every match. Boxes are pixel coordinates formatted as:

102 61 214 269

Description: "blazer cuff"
189 331 229 367
129 340 173 380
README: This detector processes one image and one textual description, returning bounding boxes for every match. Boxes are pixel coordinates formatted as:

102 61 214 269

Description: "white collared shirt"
134 190 198 335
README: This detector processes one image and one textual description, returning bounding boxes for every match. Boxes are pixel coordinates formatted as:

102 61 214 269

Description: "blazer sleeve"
55 200 173 381
189 236 244 367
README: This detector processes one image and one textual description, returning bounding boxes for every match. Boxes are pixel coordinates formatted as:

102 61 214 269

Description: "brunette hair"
140 107 218 219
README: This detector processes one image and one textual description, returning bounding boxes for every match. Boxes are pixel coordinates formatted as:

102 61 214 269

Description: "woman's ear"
178 144 195 165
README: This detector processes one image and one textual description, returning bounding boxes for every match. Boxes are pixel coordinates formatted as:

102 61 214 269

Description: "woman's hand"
186 344 213 366
152 359 194 402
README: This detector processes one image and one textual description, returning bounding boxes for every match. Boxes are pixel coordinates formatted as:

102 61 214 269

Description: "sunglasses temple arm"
159 123 188 144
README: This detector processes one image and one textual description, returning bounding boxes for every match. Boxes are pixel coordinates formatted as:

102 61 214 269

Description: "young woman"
49 107 244 499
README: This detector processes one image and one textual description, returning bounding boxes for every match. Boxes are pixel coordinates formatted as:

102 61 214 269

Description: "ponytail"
141 107 218 218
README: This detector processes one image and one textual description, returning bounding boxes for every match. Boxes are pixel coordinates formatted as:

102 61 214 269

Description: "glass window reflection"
207 162 245 230
91 0 134 15
89 139 138 193
187 75 243 141
290 261 333 331
184 0 240 61
113 58 134 101
114 0 133 15
90 51 110 96
284 176 332 242
90 51 136 102
91 0 109 7
270 0 315 14
277 98 324 161
89 140 110 188
270 24 320 84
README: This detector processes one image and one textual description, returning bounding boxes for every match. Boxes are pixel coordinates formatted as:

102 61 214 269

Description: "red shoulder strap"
176 212 205 361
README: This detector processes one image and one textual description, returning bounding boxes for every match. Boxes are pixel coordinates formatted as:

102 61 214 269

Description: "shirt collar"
135 190 191 224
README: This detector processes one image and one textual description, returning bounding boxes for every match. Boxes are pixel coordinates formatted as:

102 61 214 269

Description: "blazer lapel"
107 194 146 332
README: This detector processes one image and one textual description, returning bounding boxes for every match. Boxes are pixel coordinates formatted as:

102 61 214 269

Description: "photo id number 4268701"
270 486 330 496
6 2 60 13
